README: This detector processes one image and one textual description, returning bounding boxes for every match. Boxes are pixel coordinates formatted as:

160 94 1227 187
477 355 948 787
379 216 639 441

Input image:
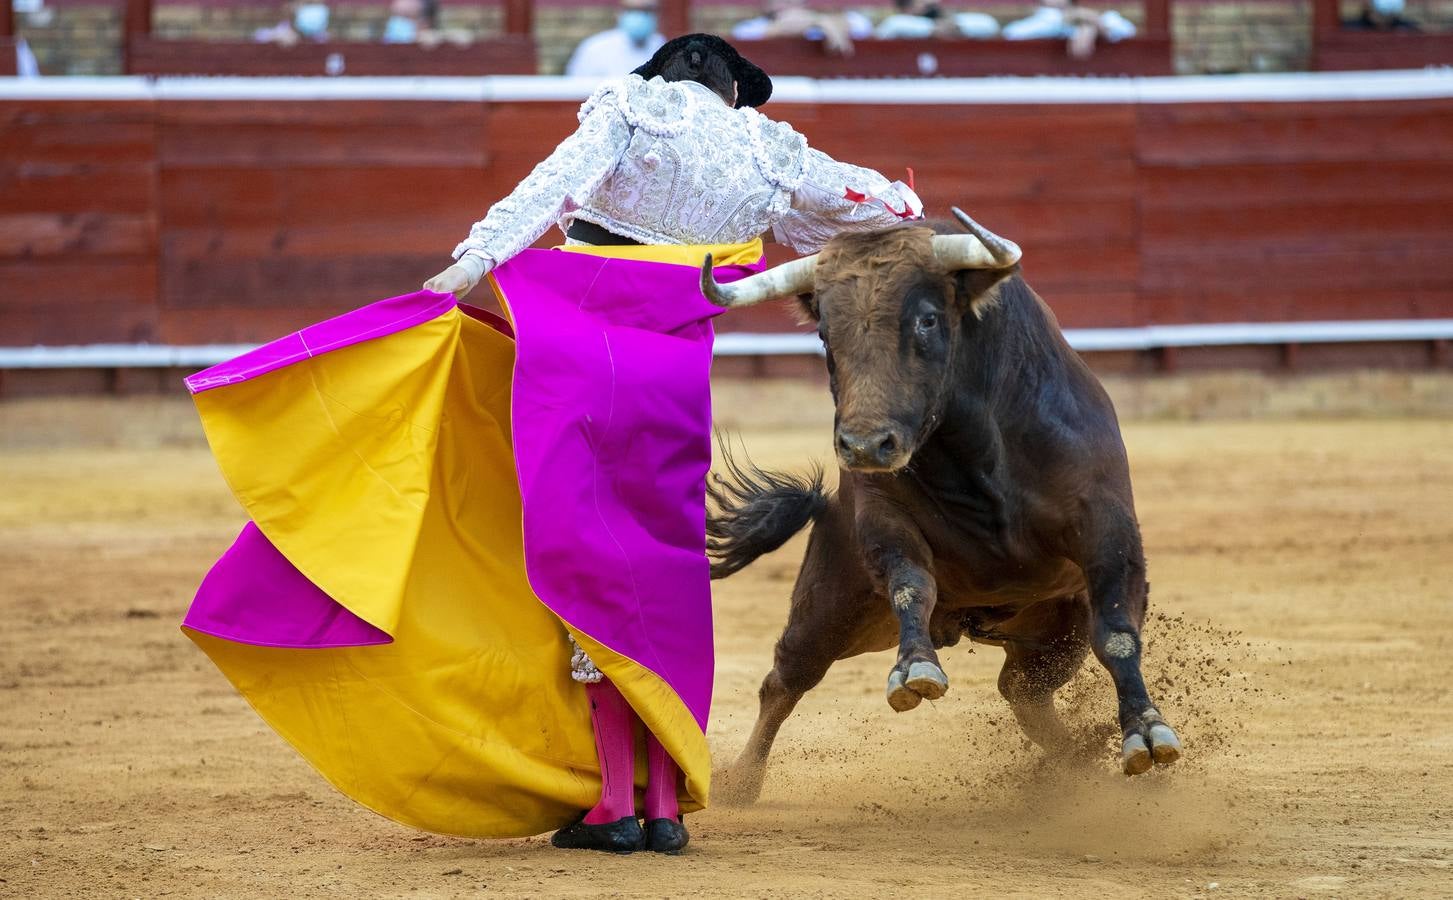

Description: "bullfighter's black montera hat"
632 33 774 109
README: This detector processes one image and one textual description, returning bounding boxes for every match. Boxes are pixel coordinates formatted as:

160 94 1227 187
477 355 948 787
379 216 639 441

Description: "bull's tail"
707 435 828 580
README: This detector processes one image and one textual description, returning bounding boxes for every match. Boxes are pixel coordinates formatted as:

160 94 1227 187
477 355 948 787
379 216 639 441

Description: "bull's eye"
916 312 939 333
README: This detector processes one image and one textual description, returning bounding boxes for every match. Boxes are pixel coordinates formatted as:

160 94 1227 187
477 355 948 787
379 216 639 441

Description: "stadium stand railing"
121 0 539 75
1311 0 1453 70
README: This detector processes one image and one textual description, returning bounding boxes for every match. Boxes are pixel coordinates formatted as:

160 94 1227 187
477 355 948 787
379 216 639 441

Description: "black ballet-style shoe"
550 814 645 853
644 817 689 854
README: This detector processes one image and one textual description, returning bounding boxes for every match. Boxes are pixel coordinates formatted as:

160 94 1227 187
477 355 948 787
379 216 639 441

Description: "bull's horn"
700 252 819 308
934 208 1023 269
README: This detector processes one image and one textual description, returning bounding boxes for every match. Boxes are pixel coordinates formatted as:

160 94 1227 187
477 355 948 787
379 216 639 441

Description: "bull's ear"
953 266 1018 319
793 292 820 324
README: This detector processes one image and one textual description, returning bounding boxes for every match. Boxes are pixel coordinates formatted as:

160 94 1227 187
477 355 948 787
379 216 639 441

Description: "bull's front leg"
1083 523 1183 775
861 522 945 712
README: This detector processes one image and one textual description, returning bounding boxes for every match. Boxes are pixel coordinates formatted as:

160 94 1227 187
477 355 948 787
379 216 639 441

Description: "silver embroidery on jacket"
452 75 921 269
568 634 604 684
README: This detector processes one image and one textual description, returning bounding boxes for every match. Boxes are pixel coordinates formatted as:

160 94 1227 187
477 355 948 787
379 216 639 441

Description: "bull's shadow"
702 209 1182 805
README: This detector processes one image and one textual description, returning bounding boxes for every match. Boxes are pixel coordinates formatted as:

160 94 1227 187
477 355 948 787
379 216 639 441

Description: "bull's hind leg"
993 596 1092 754
716 530 894 806
1082 521 1183 775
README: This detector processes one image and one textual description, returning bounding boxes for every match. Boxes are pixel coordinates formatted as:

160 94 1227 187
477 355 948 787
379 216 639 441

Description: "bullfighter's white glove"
423 254 490 299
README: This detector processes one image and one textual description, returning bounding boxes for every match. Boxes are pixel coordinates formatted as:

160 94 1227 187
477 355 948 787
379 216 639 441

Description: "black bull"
703 220 1182 805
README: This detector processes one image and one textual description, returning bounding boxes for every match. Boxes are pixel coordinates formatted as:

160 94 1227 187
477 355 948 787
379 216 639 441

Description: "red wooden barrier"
2 88 1452 363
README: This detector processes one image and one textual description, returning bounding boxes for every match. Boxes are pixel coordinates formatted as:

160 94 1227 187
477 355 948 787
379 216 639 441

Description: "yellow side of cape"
188 240 759 838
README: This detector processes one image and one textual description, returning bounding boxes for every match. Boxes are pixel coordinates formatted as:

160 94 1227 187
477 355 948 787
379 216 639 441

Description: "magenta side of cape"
493 248 760 733
184 521 392 648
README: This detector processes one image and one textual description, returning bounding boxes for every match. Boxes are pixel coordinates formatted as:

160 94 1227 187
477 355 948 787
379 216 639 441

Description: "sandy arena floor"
1 399 1451 898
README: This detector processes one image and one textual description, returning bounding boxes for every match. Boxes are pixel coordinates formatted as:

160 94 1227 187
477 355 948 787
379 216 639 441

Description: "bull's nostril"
837 434 855 456
878 433 898 456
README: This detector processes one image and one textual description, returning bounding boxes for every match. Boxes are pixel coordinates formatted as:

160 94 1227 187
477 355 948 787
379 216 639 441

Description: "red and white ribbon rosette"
844 168 925 220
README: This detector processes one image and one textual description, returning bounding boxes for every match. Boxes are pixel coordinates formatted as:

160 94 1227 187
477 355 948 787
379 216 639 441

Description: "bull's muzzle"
836 426 911 472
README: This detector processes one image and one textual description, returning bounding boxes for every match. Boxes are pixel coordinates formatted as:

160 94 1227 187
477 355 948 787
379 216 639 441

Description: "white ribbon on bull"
699 207 1023 308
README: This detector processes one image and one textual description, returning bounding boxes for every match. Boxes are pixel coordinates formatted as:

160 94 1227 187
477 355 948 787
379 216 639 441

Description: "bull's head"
701 208 1020 473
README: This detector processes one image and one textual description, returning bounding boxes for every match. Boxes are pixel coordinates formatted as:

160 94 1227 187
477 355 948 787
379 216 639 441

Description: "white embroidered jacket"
450 75 923 280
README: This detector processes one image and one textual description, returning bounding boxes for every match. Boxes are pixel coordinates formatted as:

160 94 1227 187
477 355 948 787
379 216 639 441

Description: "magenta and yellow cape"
180 240 763 838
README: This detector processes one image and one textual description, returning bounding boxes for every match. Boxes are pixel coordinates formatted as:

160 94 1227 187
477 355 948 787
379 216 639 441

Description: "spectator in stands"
874 0 999 39
11 0 45 76
731 0 872 57
382 0 434 43
381 0 472 46
565 0 667 77
253 1 332 45
1002 0 1135 59
1343 0 1421 30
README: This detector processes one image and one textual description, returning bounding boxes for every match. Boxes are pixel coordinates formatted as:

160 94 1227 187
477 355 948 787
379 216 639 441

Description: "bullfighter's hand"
423 263 480 299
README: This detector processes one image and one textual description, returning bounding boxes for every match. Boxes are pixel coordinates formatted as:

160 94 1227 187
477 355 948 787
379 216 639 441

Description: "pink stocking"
644 731 681 822
583 679 636 825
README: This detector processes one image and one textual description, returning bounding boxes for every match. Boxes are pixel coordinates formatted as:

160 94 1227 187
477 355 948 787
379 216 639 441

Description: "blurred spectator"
1002 0 1135 59
12 0 45 76
253 1 332 45
382 0 434 43
14 37 40 77
565 0 667 77
874 0 999 39
731 0 873 57
381 0 472 46
1342 0 1421 30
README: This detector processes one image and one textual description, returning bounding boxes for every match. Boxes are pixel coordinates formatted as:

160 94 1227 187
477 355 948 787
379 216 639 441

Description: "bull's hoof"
886 661 948 712
1149 723 1183 765
886 669 921 711
1120 709 1183 776
905 661 949 700
1121 733 1153 775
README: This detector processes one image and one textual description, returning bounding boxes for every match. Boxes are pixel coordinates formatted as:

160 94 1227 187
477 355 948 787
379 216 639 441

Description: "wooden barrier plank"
1143 201 1453 243
159 252 442 313
899 158 1139 203
946 198 1138 246
159 100 487 168
0 162 155 215
157 167 490 228
0 213 154 257
797 104 1138 161
160 223 467 261
1034 289 1141 329
159 306 362 344
0 259 158 344
0 102 156 165
1138 100 1453 165
1142 259 1453 297
1141 160 1453 208
1141 288 1453 324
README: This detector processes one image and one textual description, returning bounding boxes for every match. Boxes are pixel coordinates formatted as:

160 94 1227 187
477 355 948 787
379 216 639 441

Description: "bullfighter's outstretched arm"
449 100 632 285
771 148 924 255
